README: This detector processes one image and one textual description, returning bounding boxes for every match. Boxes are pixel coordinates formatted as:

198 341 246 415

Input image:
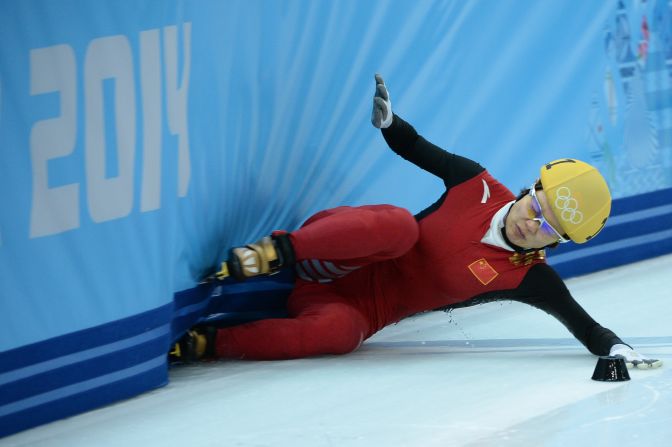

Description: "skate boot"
168 326 217 364
228 231 296 281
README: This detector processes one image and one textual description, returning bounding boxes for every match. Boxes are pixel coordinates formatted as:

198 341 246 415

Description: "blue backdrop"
1 0 671 437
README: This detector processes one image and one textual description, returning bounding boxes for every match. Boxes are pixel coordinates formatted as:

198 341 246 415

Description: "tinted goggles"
529 185 570 244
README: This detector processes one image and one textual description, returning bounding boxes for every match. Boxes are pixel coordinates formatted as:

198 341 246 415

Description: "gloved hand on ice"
609 343 663 369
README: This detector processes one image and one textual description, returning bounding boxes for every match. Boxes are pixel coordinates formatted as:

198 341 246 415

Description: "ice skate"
168 327 217 364
227 232 295 281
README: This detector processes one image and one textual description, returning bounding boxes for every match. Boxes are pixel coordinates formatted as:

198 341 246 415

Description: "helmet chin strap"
502 201 531 253
500 226 557 253
500 226 527 253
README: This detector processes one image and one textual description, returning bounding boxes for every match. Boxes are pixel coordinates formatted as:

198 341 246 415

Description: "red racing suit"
214 115 624 360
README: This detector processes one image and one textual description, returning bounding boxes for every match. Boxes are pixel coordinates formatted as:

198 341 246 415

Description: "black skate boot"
168 326 217 364
227 231 296 281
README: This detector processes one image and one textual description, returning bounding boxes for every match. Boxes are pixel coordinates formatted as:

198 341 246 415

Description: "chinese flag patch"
468 258 499 285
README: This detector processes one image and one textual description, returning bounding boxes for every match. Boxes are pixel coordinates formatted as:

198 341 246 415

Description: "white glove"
371 73 393 128
609 344 663 369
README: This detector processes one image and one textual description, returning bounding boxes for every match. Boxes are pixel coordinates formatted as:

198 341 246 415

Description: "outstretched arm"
515 263 662 368
371 74 484 189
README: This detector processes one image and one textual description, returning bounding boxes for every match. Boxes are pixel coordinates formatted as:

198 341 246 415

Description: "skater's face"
505 187 567 249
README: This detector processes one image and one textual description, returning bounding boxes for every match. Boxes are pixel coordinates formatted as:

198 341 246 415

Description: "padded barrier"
0 270 294 438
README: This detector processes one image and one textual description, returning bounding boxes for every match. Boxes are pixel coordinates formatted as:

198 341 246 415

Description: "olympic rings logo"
555 187 583 224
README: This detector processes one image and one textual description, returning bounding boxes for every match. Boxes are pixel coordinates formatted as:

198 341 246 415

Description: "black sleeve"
512 263 625 356
381 114 485 189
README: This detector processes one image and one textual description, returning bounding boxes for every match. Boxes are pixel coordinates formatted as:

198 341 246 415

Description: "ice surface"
4 255 671 446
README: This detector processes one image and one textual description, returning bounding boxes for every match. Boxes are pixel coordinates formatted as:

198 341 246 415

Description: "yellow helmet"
539 159 611 244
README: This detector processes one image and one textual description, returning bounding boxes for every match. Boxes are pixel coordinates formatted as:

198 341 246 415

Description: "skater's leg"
226 204 418 281
290 205 419 263
214 292 370 360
